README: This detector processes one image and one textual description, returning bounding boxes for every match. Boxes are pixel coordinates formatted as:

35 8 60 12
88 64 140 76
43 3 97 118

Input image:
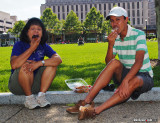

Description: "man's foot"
36 94 51 108
131 91 141 100
66 100 94 114
24 95 40 109
78 106 96 120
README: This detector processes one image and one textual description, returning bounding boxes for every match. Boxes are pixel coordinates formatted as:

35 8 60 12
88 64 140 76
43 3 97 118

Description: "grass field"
0 42 159 92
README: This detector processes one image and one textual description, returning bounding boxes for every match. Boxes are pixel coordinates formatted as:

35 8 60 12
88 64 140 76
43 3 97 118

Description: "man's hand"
107 29 118 47
114 79 129 99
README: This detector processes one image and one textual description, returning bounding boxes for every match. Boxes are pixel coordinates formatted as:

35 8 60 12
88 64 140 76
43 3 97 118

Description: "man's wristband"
42 60 45 66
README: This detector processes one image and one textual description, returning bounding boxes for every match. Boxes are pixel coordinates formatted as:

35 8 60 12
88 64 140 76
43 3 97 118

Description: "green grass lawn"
0 42 159 92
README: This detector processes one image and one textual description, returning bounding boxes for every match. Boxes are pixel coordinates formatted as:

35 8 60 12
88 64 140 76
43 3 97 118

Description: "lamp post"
145 19 147 39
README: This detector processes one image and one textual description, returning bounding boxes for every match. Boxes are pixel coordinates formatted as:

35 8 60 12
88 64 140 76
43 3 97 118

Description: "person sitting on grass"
66 7 154 120
8 17 62 109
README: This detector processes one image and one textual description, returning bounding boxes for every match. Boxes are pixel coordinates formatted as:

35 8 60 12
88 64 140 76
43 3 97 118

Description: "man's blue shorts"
113 66 154 100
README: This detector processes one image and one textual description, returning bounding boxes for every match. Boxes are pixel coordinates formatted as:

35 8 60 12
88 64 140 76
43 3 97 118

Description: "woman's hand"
30 36 41 51
23 60 40 74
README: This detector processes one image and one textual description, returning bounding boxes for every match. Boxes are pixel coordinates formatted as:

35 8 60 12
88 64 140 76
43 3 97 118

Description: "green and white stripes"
113 25 153 77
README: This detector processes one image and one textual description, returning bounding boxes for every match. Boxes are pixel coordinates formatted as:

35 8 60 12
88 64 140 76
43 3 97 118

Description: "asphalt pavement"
0 88 160 123
0 101 160 123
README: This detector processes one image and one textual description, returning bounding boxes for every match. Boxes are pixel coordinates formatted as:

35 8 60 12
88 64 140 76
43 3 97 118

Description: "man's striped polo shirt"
113 24 153 77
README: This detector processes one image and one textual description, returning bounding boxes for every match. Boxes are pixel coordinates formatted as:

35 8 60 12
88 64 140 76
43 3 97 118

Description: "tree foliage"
40 8 60 33
12 20 26 37
102 20 112 35
63 10 82 34
83 7 103 33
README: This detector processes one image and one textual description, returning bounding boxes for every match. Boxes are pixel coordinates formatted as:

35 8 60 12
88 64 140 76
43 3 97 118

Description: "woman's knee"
44 66 57 73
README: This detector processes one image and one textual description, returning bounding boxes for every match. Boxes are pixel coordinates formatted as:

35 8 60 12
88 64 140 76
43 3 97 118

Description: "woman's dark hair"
20 17 48 44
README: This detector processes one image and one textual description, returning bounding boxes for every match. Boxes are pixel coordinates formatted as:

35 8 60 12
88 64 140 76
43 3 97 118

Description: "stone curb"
0 87 160 104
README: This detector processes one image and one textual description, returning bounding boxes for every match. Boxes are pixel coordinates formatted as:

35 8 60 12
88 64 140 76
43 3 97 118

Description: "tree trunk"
155 0 160 59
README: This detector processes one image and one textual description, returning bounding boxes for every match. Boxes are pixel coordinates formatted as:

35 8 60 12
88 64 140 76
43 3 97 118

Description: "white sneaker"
24 95 40 109
36 94 51 108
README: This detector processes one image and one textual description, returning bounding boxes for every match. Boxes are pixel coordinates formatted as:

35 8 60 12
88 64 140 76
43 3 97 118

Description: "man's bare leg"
84 59 123 103
94 76 143 114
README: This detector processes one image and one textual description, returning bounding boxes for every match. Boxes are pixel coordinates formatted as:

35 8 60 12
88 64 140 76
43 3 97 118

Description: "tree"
40 8 60 42
155 0 160 59
63 10 82 34
83 7 103 32
12 20 26 40
83 7 104 42
41 8 59 30
102 20 112 36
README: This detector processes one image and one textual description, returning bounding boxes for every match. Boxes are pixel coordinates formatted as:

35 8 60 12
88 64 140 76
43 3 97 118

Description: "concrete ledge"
0 87 160 104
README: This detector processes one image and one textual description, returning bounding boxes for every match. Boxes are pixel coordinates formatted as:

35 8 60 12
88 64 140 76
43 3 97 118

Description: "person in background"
9 17 62 109
66 7 153 120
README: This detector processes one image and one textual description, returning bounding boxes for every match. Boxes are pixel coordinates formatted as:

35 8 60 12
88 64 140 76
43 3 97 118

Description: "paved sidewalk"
0 102 160 123
0 87 160 122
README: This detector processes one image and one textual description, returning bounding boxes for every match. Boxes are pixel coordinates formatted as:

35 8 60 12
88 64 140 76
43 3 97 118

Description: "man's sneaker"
131 91 141 100
78 106 96 120
24 95 40 109
66 100 94 114
36 95 51 108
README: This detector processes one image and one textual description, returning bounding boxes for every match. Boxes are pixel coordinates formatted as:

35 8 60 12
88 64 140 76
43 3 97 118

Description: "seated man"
66 7 154 120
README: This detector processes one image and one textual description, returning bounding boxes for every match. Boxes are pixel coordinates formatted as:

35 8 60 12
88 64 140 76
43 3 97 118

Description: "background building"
41 0 156 30
0 11 17 46
0 11 17 34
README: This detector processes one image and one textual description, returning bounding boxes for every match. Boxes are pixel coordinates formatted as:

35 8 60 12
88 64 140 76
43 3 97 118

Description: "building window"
67 5 69 12
63 13 65 19
81 5 83 11
94 4 97 8
58 6 60 12
71 5 74 11
62 6 64 12
90 4 92 9
128 10 130 17
137 2 139 9
137 10 139 17
123 3 125 9
0 20 4 23
132 10 135 17
104 11 106 18
109 3 111 10
104 4 106 10
118 3 120 7
53 6 55 12
85 5 87 11
137 18 140 24
99 4 101 10
76 5 78 11
81 13 83 19
6 21 12 24
133 18 135 25
58 13 60 20
127 3 130 9
132 2 134 9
